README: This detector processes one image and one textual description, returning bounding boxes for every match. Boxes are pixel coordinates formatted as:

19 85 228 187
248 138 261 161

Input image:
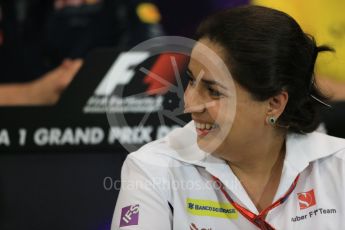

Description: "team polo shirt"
111 121 345 230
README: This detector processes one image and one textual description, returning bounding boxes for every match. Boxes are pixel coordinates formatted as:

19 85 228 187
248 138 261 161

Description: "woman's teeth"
195 122 217 130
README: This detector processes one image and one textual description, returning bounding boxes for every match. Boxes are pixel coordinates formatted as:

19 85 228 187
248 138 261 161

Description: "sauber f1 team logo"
297 189 316 210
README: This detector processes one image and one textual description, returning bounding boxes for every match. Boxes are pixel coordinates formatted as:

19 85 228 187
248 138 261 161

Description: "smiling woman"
111 5 345 230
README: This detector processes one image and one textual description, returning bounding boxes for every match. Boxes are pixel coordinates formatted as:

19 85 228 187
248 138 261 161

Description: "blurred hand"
316 75 345 101
0 59 83 105
29 59 83 105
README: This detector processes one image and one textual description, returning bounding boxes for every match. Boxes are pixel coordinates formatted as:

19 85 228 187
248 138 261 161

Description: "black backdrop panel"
0 152 124 230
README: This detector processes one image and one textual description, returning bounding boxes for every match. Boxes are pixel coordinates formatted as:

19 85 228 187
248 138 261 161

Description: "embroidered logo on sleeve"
297 189 316 210
119 204 139 227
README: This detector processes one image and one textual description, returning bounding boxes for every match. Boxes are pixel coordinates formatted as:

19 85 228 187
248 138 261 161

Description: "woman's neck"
225 134 286 212
226 133 285 178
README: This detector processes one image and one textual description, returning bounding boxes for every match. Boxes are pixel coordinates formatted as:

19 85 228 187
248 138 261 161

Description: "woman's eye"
208 87 222 97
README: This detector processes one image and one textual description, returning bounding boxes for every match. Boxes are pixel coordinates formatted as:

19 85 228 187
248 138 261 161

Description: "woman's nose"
184 86 206 113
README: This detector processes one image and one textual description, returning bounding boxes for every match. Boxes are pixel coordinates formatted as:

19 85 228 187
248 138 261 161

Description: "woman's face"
184 38 269 158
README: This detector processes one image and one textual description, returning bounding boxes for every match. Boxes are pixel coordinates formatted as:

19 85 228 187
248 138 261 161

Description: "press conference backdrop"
0 47 191 230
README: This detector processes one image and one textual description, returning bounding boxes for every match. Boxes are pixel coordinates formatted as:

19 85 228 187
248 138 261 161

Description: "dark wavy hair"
196 5 333 134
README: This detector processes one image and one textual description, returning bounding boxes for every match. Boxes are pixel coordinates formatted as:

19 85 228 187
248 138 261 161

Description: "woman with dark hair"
111 5 345 230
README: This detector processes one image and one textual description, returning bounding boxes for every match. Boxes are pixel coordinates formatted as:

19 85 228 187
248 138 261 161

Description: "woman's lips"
196 127 220 136
196 128 212 136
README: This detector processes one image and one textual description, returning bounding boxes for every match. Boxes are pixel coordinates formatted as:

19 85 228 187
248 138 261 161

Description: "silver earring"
267 116 276 126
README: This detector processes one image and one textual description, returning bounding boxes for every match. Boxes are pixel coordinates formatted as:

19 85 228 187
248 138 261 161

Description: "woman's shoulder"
298 131 345 166
309 133 345 179
309 132 345 159
126 121 203 168
284 131 345 174
126 137 186 168
288 131 345 156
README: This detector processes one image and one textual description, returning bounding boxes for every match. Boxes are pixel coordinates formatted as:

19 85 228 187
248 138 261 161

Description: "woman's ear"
267 91 289 117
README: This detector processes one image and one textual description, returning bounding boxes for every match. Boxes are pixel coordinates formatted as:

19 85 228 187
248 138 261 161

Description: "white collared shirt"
111 121 345 230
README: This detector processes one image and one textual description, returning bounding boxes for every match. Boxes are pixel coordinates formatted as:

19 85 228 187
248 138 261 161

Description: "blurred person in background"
253 0 345 101
0 0 163 105
156 0 250 37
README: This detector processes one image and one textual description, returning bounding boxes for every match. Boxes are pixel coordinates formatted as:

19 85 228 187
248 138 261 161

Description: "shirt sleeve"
111 155 172 230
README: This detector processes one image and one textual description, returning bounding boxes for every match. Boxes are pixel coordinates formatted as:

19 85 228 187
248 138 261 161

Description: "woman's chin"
196 135 222 154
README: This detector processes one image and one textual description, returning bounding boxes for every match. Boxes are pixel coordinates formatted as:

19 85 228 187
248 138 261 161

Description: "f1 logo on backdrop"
94 52 149 96
297 189 316 210
83 51 188 114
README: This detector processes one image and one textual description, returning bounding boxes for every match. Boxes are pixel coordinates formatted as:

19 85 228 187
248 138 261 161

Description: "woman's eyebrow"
186 68 228 90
